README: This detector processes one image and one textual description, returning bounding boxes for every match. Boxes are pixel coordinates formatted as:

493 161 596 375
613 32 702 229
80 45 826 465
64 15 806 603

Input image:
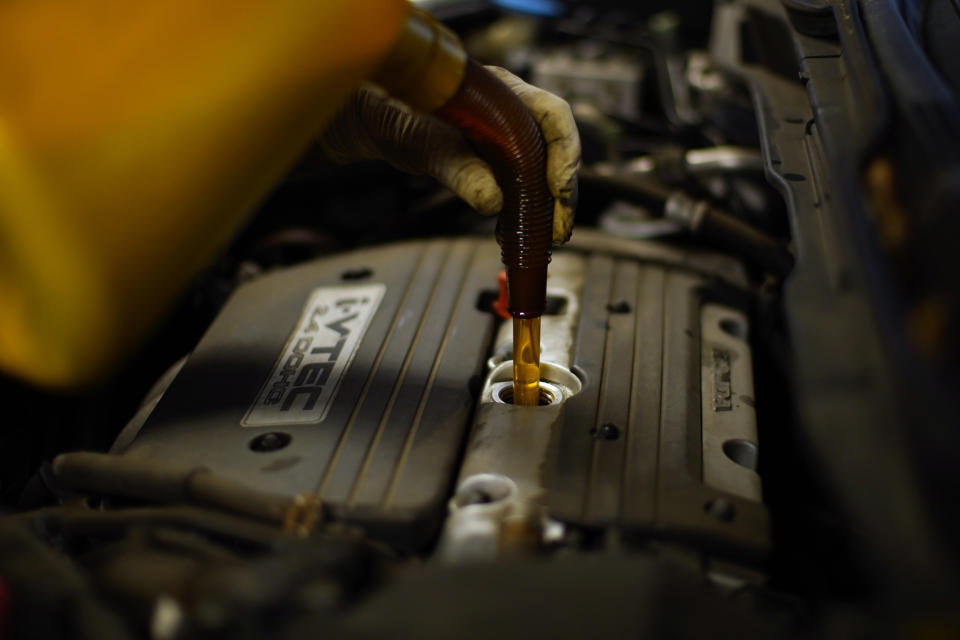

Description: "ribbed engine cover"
125 238 500 547
125 233 767 554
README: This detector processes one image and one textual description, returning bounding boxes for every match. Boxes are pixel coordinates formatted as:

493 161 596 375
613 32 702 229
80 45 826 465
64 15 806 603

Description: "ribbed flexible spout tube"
436 60 554 318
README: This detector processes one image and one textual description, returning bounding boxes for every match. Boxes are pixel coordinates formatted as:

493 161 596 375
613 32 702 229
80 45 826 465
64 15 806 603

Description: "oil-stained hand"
318 66 580 244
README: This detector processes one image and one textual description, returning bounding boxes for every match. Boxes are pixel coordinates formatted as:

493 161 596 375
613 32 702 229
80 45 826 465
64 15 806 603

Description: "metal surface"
598 201 684 240
685 147 764 174
545 249 769 559
700 304 761 502
439 253 585 562
566 228 749 288
442 241 768 561
531 48 644 121
595 146 764 177
124 238 500 549
439 361 584 562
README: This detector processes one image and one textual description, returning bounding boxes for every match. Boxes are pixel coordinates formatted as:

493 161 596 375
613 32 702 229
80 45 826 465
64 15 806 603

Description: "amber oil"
512 316 541 405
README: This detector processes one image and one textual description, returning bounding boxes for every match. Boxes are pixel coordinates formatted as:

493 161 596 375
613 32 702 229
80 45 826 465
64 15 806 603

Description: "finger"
324 87 505 216
553 178 577 244
391 115 504 216
353 87 505 215
402 110 502 215
432 152 503 216
550 153 578 244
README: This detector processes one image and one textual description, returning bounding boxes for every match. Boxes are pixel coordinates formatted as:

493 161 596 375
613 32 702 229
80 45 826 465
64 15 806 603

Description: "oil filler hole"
495 383 557 406
486 363 582 406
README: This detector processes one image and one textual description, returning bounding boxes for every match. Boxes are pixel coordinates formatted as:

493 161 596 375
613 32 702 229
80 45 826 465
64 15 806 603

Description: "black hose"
52 452 292 525
693 203 795 276
580 168 794 276
15 505 290 551
436 60 554 318
578 169 673 208
0 521 133 640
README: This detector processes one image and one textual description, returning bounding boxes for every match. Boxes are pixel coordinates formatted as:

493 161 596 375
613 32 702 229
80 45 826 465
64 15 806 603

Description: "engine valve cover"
125 233 767 555
124 238 499 548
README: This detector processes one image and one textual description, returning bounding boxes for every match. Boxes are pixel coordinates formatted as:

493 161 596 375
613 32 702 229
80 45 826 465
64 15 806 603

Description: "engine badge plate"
123 238 499 550
243 283 386 427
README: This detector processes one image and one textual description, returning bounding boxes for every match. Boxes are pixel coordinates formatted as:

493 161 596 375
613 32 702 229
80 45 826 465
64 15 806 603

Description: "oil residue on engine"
513 316 541 405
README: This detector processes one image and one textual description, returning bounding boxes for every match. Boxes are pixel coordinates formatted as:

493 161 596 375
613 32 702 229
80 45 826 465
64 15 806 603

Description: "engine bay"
2 0 959 637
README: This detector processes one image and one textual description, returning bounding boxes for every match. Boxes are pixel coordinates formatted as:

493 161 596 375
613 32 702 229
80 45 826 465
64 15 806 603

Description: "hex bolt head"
250 432 292 452
704 498 736 522
590 423 620 440
341 267 373 281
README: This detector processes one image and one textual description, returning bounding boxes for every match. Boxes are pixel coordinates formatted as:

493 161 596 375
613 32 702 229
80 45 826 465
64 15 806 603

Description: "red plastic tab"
492 270 511 319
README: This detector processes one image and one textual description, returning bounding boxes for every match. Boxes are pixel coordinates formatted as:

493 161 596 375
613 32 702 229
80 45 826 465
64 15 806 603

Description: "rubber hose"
15 506 287 550
579 169 793 276
436 60 554 318
695 205 795 277
52 452 291 524
578 169 673 209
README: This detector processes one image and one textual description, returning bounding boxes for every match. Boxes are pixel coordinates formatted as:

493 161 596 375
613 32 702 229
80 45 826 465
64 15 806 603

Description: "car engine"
2 0 958 638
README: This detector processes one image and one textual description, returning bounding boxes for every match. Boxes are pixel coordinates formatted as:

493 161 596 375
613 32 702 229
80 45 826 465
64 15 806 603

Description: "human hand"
318 66 579 243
